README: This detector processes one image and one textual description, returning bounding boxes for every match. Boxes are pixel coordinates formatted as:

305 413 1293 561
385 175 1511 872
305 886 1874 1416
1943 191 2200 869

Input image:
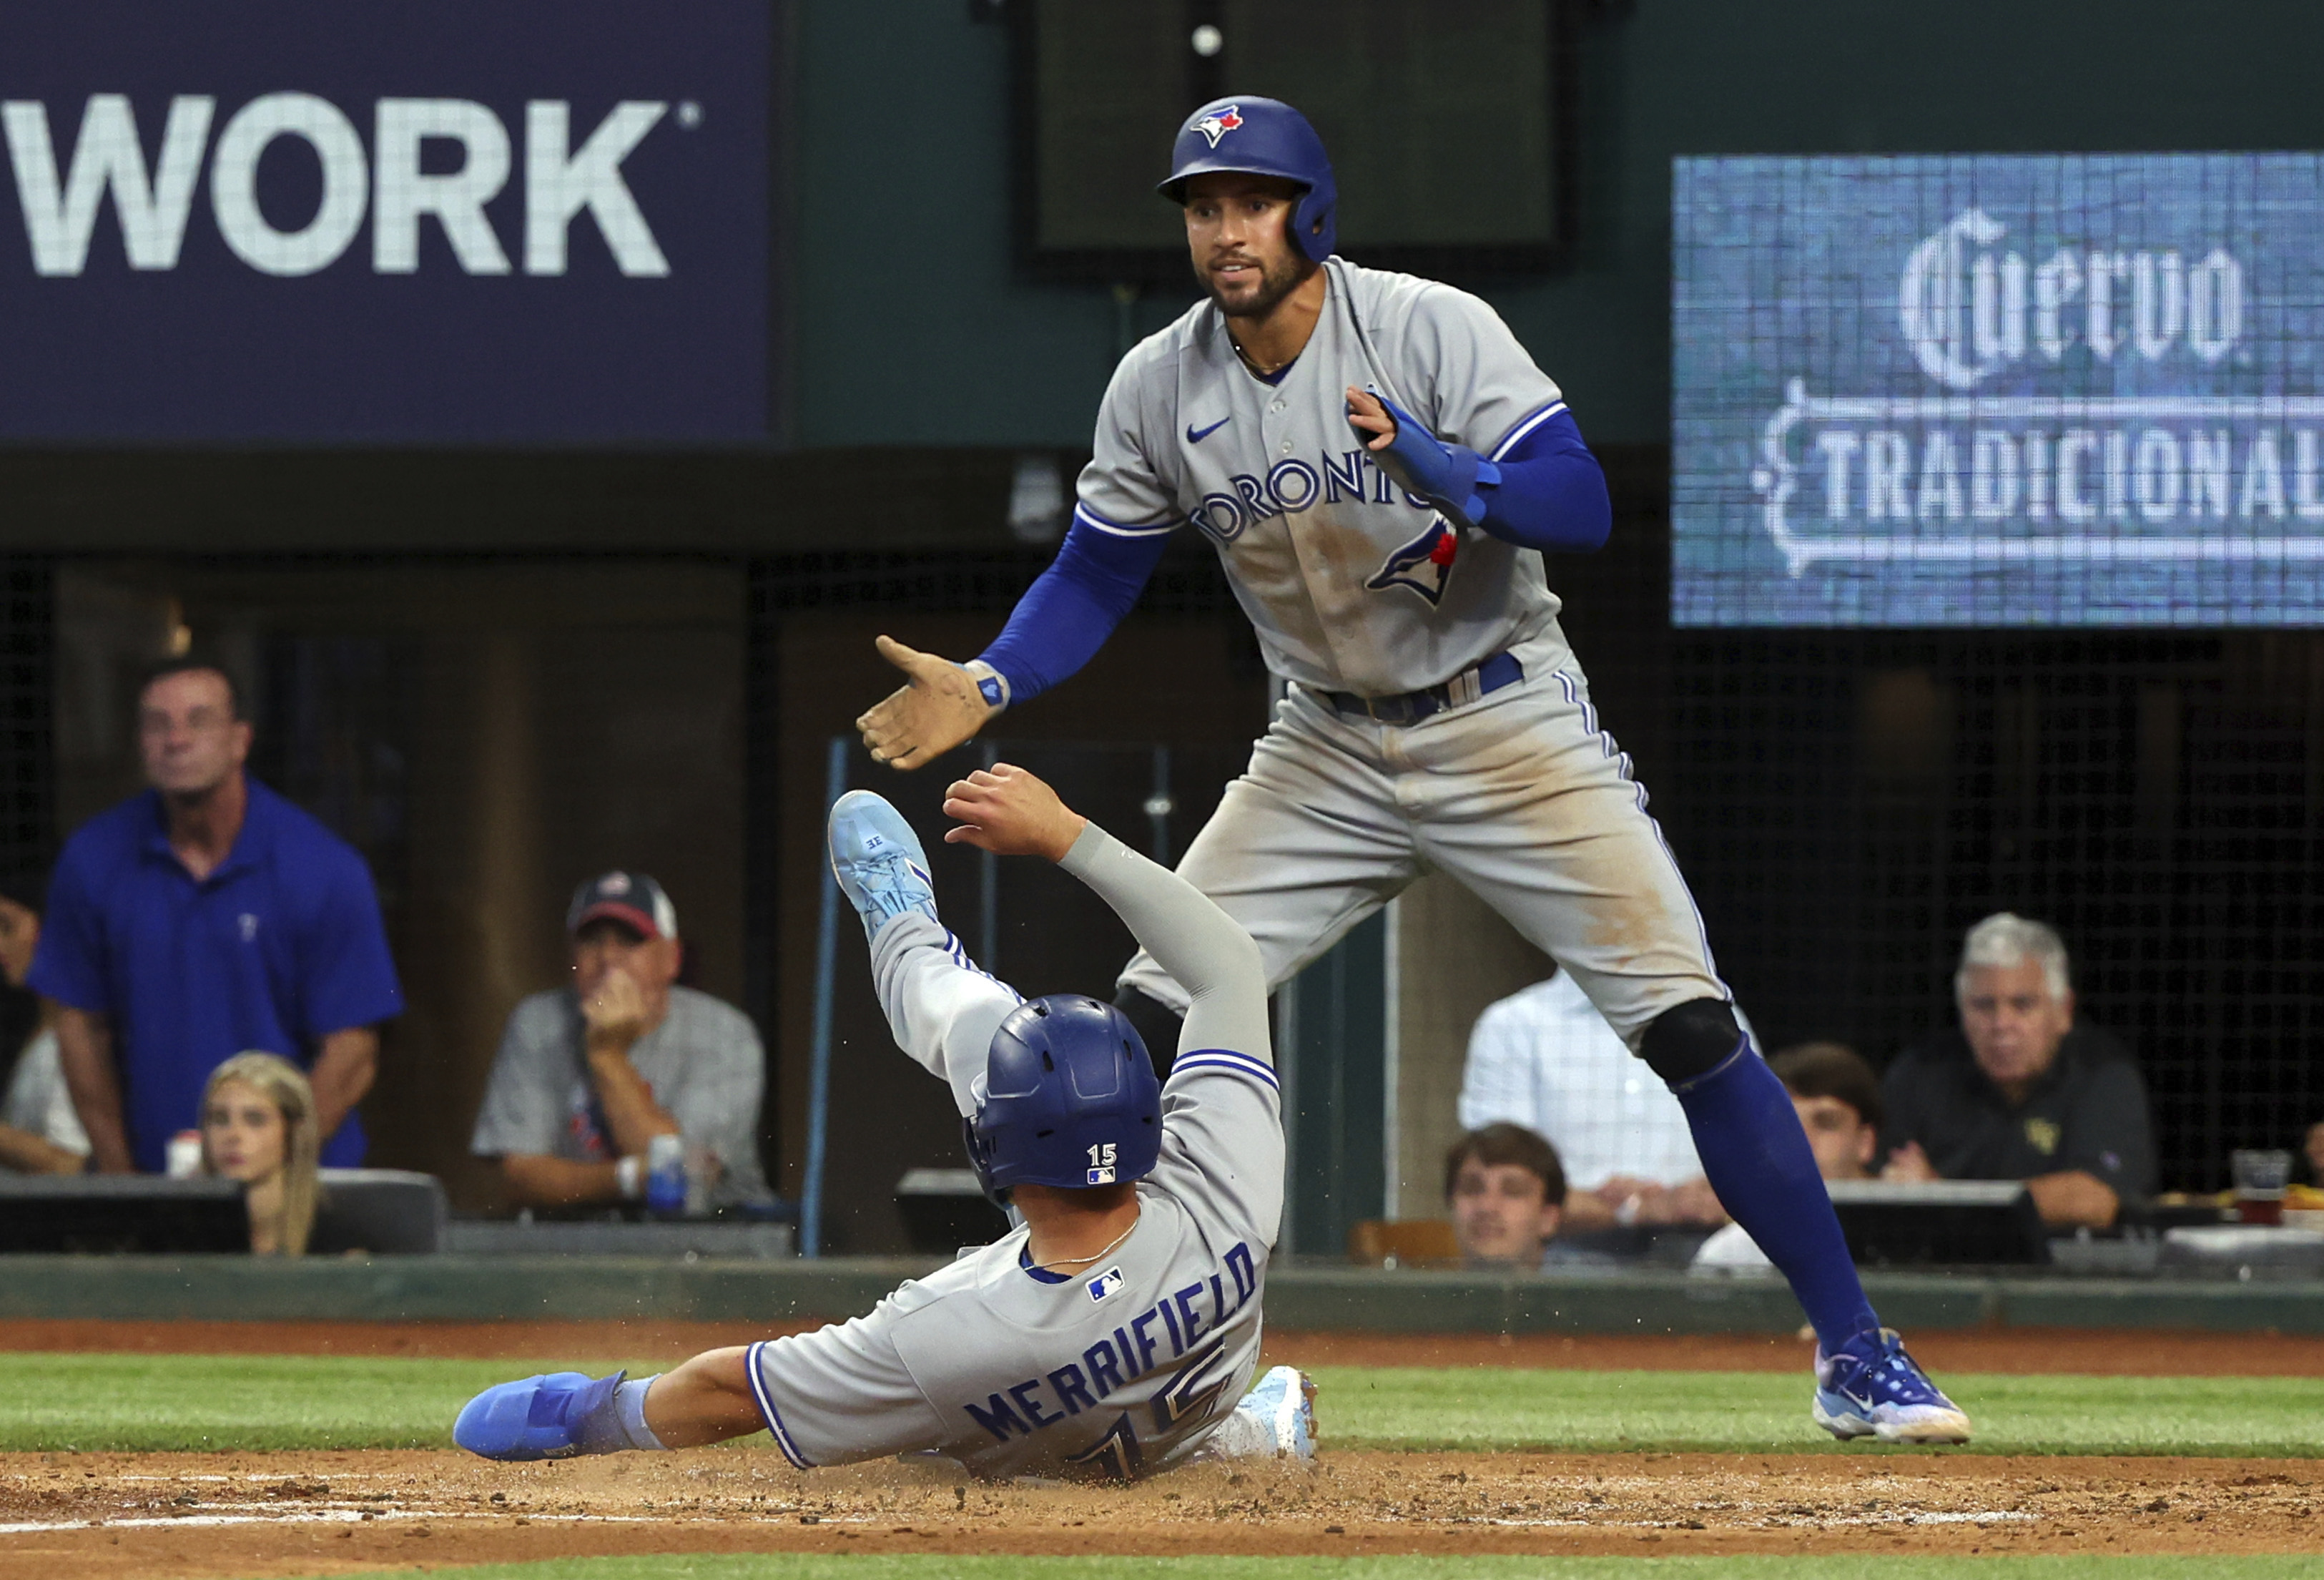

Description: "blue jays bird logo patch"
1367 517 1460 606
1194 105 1243 147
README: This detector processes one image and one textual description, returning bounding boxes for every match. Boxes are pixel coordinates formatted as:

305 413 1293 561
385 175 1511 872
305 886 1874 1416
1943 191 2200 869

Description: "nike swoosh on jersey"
1186 417 1231 444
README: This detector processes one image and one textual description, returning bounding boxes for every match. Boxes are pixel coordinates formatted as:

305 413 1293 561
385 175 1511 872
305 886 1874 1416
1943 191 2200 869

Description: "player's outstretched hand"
942 763 1088 863
1345 386 1396 451
856 635 995 771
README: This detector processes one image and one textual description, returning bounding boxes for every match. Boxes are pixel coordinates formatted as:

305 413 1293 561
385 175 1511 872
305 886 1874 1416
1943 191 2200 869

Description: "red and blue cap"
566 870 679 941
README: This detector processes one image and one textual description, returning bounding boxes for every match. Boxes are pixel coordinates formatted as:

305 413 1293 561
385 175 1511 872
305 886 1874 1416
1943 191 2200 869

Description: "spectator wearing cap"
29 657 403 1174
1881 913 2155 1230
469 872 769 1209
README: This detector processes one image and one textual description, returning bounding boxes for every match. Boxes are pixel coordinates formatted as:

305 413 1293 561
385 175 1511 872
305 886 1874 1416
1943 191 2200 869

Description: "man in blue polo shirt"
31 657 404 1173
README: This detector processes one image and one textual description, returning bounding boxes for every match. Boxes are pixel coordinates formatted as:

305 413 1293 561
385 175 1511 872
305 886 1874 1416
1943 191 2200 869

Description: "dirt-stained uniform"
1076 256 1725 1046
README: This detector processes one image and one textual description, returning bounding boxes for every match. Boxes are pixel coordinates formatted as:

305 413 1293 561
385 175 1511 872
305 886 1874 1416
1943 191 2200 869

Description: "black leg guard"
1111 983 1185 1081
1639 997 1749 1089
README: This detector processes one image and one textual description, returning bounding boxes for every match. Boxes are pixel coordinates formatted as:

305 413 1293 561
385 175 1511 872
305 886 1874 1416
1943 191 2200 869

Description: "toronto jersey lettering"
1075 256 1575 697
741 1040 1282 1479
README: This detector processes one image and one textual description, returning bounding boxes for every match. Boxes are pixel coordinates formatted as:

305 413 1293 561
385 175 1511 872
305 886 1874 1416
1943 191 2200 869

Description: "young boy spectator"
1444 1122 1566 1267
1693 1043 1882 1272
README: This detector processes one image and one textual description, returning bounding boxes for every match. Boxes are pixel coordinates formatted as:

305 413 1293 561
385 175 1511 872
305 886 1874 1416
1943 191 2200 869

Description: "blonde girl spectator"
200 1053 320 1255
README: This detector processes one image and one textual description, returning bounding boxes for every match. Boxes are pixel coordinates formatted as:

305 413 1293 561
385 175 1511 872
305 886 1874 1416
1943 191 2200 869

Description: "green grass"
0 1353 543 1451
1317 1367 2324 1458
1 1353 2319 1457
307 1558 2324 1580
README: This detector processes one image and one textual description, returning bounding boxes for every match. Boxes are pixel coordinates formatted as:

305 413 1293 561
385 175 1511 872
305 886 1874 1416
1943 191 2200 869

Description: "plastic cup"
164 1129 205 1179
2231 1148 2293 1226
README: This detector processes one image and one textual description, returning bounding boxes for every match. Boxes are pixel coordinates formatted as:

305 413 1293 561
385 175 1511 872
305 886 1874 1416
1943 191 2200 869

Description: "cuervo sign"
1673 154 2324 627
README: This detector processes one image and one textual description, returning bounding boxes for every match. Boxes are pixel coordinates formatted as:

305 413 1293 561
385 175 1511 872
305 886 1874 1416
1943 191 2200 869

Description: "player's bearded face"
1183 177 1313 319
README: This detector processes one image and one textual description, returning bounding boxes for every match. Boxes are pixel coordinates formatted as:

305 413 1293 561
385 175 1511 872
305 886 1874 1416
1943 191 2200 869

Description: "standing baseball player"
452 764 1311 1476
856 97 1969 1443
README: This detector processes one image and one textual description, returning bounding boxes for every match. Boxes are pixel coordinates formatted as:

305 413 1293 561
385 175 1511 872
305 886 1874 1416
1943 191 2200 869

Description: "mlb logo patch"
1086 1165 1118 1185
1087 1266 1124 1303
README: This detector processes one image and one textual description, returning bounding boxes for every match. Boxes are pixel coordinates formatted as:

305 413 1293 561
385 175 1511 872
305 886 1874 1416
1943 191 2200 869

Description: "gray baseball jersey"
746 826 1283 1479
1076 256 1571 697
1090 262 1730 1046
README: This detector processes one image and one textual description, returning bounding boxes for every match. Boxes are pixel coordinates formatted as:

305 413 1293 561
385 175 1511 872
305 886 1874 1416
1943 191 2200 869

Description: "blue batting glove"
1357 389 1500 531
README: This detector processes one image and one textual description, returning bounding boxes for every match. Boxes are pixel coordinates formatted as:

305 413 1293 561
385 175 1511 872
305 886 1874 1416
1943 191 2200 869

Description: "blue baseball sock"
1674 1039 1881 1353
571 1373 669 1453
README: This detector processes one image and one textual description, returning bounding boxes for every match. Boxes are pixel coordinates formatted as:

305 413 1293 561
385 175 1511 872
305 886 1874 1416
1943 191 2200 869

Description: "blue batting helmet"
1156 97 1337 263
966 995 1161 1202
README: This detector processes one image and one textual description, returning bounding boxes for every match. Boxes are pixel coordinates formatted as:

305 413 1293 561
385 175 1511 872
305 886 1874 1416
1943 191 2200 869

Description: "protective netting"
1660 152 2324 1192
11 509 2318 1204
1562 454 2324 1197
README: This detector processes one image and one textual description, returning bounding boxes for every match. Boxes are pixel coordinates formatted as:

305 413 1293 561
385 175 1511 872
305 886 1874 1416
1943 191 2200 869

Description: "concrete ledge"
0 1255 2317 1333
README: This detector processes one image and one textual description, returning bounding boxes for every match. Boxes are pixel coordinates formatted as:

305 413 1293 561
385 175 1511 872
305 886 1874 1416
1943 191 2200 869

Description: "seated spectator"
0 866 88 1174
1445 1122 1565 1267
31 655 403 1174
470 872 770 1211
1460 970 1738 1230
200 1051 320 1255
1882 913 2155 1230
1694 1042 1882 1271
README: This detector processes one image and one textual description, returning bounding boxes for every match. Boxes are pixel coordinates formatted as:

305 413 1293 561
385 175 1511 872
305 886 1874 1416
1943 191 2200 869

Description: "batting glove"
1359 388 1500 532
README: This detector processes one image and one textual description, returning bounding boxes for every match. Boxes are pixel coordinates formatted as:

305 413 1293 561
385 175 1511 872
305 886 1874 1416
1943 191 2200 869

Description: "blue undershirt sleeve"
975 519 1171 704
1471 408 1612 554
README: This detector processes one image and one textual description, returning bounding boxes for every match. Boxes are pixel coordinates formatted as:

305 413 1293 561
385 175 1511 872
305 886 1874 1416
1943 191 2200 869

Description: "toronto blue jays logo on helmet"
1367 516 1461 606
1193 104 1244 147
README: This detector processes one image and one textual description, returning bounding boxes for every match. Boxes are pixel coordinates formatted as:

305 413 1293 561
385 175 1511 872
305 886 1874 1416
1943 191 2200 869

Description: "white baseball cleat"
1813 1328 1972 1443
1228 1365 1318 1460
827 790 940 942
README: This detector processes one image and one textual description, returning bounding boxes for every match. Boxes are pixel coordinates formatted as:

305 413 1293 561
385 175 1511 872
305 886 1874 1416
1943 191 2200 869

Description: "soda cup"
165 1129 205 1179
2231 1148 2293 1226
646 1132 688 1216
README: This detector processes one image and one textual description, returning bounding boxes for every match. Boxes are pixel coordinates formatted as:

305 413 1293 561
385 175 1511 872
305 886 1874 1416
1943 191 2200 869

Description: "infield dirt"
4 1447 2322 1577
6 1324 2321 1576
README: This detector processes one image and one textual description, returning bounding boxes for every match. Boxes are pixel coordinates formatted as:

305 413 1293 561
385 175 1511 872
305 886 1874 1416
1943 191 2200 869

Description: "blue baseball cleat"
453 1370 626 1461
1813 1329 1971 1443
827 790 940 941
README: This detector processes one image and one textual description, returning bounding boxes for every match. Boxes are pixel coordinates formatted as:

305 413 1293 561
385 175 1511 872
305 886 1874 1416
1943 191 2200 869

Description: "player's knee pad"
1111 983 1184 1080
1639 998 1748 1089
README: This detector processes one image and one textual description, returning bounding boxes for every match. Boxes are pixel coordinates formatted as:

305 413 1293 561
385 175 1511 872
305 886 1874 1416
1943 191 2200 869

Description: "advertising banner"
0 2 767 443
1674 155 2324 625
